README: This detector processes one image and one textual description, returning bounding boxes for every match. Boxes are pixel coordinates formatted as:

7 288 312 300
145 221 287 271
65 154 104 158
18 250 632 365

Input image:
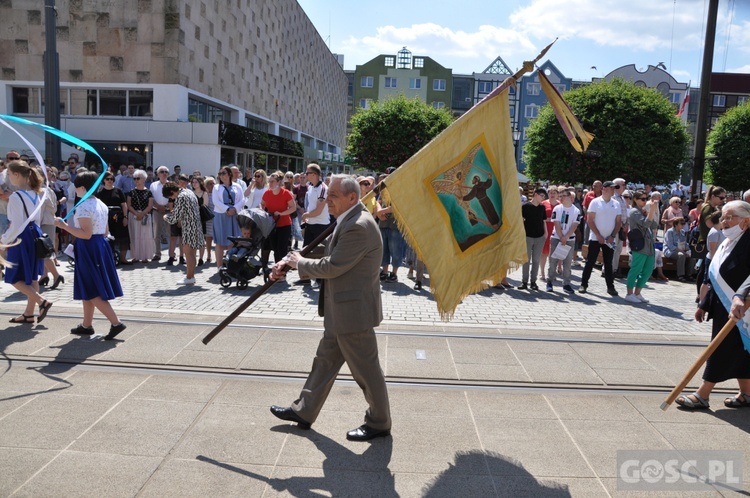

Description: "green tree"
524 79 689 185
346 94 453 172
707 101 750 192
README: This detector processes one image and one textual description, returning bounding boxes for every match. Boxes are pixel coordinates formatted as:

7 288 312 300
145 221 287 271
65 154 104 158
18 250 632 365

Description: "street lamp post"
43 0 61 168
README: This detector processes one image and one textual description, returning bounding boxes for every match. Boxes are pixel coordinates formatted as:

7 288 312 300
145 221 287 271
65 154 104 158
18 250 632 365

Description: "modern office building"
0 0 348 174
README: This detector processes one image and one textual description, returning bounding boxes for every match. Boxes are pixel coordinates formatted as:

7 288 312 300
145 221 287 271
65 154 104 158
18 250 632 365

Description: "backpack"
688 225 706 258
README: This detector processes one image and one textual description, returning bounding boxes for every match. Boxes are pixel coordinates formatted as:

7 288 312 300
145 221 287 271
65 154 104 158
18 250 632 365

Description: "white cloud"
339 22 536 70
729 64 750 74
509 0 707 52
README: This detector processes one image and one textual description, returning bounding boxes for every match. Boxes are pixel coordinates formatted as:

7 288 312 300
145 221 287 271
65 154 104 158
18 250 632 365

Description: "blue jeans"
380 226 405 269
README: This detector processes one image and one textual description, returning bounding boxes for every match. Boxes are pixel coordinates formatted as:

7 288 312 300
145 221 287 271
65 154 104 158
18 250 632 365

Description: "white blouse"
1 190 42 244
74 197 109 235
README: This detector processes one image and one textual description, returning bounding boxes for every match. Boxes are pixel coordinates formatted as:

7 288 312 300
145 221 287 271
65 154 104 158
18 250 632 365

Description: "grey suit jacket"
297 203 383 334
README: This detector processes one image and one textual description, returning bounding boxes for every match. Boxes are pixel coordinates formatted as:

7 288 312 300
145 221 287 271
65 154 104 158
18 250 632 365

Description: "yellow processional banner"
381 82 527 319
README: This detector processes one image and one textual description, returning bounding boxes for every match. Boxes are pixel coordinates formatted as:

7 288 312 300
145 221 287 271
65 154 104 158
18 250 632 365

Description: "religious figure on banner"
430 141 503 252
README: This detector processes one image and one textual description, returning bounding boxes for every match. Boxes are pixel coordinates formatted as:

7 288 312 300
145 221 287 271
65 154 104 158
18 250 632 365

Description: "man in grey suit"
269 174 392 441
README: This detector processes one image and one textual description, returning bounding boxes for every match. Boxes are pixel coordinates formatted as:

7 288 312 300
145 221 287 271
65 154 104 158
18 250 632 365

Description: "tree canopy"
524 79 690 185
707 101 750 192
346 94 454 172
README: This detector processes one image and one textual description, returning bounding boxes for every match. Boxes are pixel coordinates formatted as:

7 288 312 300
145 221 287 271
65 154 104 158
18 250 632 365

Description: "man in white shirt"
150 166 171 261
230 165 247 191
547 187 581 293
296 163 330 286
579 181 622 296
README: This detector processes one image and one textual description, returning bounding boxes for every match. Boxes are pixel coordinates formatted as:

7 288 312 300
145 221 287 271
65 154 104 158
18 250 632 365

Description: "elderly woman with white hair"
126 169 155 263
677 200 750 410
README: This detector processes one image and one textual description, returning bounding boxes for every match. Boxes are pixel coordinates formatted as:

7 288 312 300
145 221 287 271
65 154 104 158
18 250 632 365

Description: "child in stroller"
219 208 275 288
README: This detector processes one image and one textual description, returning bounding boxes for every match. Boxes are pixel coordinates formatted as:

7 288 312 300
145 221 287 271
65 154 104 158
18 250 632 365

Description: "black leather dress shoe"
270 405 311 429
346 424 390 442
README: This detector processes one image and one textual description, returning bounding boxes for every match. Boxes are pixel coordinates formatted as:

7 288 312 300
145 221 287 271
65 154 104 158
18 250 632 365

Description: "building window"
413 57 424 68
669 92 681 104
738 96 749 105
13 87 153 117
527 83 541 96
12 87 42 114
246 117 270 133
556 84 567 94
433 79 446 91
384 56 395 67
385 77 397 88
278 127 295 140
361 76 374 88
523 127 530 140
359 99 372 109
301 135 314 148
712 95 726 107
509 105 515 119
477 81 493 94
188 97 230 123
524 104 539 118
432 102 445 109
409 78 422 90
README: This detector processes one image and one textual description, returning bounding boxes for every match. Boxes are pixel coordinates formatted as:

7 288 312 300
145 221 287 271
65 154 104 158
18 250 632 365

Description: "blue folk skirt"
4 223 44 285
73 235 123 301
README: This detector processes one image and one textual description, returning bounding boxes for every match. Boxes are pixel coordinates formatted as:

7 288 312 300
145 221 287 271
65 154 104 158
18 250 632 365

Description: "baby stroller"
219 208 275 289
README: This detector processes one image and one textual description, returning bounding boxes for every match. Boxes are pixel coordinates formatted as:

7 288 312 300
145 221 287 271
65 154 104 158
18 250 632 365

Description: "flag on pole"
381 81 528 319
677 85 690 124
537 69 594 152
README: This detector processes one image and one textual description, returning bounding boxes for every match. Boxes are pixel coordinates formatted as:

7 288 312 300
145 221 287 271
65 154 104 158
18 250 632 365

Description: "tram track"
2 356 735 398
2 311 711 348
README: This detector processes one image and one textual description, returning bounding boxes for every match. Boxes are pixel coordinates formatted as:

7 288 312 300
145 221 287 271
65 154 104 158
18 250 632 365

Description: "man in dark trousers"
269 174 391 442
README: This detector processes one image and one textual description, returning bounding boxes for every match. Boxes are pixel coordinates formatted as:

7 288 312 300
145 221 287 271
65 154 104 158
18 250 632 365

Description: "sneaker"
414 281 422 291
578 286 587 294
153 254 161 262
166 256 175 265
546 281 553 292
177 277 196 285
294 279 311 285
607 287 619 297
529 282 539 291
386 272 398 283
380 271 388 281
563 284 575 294
636 294 649 303
517 282 528 290
625 293 641 304
311 280 320 289
70 324 95 335
104 322 127 340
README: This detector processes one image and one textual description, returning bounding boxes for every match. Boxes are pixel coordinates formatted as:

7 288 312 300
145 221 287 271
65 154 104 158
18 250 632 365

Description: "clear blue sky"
297 0 749 84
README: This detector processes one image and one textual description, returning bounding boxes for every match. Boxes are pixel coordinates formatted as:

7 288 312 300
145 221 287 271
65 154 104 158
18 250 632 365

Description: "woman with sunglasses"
244 169 268 209
625 191 659 304
126 169 154 263
97 171 131 264
212 166 244 269
261 171 296 268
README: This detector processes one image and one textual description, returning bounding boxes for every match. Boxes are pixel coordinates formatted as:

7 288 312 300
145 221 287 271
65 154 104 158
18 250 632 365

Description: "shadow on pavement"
198 427 396 496
423 450 571 497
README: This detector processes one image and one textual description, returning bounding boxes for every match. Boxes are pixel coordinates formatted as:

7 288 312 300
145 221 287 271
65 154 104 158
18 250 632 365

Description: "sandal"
37 300 53 323
676 392 710 410
724 393 750 408
9 314 35 324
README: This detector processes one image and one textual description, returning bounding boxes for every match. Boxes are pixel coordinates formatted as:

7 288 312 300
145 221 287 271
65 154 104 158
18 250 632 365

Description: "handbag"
199 204 215 222
17 192 56 259
627 227 645 252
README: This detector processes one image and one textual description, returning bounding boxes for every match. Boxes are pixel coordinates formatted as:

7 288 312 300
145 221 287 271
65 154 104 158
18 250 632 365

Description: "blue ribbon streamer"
0 114 108 220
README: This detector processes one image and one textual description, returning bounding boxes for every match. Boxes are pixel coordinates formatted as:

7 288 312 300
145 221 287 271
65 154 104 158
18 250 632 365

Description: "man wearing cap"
579 180 622 296
296 163 330 286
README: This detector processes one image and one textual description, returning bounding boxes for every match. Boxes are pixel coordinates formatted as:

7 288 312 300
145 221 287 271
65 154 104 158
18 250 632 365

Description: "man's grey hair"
724 200 750 219
330 174 360 199
133 169 147 180
743 189 750 202
156 165 169 174
613 177 625 185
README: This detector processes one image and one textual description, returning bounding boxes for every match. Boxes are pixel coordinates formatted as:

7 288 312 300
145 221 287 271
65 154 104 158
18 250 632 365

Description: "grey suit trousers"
292 326 391 431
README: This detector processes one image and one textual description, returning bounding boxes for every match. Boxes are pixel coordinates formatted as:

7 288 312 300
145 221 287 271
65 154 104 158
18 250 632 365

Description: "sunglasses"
623 196 632 199
360 182 371 187
7 156 20 160
254 174 263 178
